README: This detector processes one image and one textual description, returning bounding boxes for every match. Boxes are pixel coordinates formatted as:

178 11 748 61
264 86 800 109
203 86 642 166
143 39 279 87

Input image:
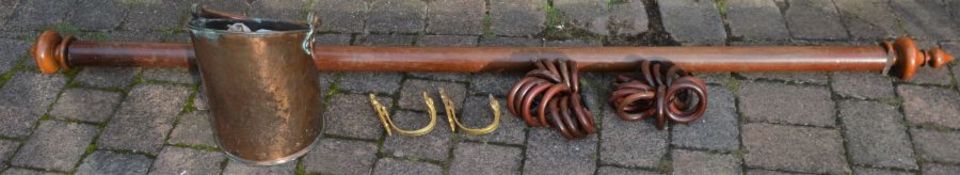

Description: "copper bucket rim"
187 18 311 35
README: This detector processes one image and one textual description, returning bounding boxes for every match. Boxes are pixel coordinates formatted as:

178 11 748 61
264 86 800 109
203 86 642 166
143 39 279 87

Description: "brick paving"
0 0 958 174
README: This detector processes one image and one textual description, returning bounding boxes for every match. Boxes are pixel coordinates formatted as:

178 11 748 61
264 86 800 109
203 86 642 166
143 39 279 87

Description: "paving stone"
596 166 660 175
426 0 484 35
659 0 726 45
223 159 296 175
525 129 597 175
554 0 608 35
0 140 19 165
672 150 742 175
834 0 904 40
607 0 648 36
197 0 250 16
383 110 451 161
892 0 960 40
99 84 190 154
739 81 835 126
149 147 224 175
249 0 307 22
544 39 602 46
4 0 77 31
74 67 139 88
317 73 335 97
853 167 912 175
831 72 896 99
142 68 195 84
417 35 478 47
0 39 28 73
489 0 546 36
469 72 524 96
839 100 917 170
102 31 173 42
314 34 353 45
923 163 960 175
458 96 526 145
738 72 829 85
11 121 97 171
901 67 953 86
359 34 416 46
302 138 378 174
896 85 960 129
324 94 388 139
783 0 848 40
3 168 65 175
194 91 208 111
450 142 523 175
672 86 739 151
746 169 815 175
123 0 191 31
0 106 40 138
314 0 366 33
742 123 850 174
167 111 217 147
337 72 403 94
0 0 17 26
76 151 152 175
0 73 67 113
726 0 790 41
699 72 731 84
398 79 467 113
49 88 123 123
372 158 442 175
367 0 426 33
479 37 542 46
600 106 666 168
408 72 471 82
910 129 960 164
68 0 123 31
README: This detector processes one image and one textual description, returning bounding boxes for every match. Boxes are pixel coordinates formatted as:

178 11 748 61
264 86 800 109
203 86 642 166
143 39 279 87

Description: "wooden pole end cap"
31 30 72 74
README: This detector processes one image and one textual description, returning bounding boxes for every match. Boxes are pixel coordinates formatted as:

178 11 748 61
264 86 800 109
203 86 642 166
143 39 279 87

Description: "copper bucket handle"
303 12 319 56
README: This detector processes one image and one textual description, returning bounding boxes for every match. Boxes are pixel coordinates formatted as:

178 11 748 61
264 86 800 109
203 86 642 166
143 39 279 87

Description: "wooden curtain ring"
368 92 437 137
439 89 500 136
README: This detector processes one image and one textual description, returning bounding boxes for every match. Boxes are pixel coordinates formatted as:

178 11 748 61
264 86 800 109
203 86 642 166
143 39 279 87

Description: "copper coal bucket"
188 16 321 165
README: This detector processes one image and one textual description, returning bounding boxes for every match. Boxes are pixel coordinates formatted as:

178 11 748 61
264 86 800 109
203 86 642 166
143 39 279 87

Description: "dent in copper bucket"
187 18 322 165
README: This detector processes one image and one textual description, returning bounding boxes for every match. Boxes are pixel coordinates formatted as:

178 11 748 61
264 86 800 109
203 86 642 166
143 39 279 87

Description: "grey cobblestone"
1 73 67 113
426 0 484 35
372 158 443 175
68 0 123 31
223 159 296 175
784 0 848 40
739 81 835 127
338 72 403 94
0 106 40 138
0 0 17 26
324 94 388 139
831 72 896 99
853 167 912 175
469 72 524 96
417 35 478 47
525 129 597 175
903 67 953 86
73 67 139 89
923 163 960 175
607 0 648 36
98 84 190 154
397 79 466 113
600 107 666 168
314 34 353 45
839 100 917 170
367 0 426 33
167 111 217 147
479 37 542 46
314 0 366 33
458 96 526 145
910 129 960 164
489 0 546 36
359 34 416 46
123 0 191 31
407 72 470 82
738 72 829 85
383 110 451 161
76 151 152 175
892 0 960 40
149 147 224 175
726 0 790 41
11 121 98 172
896 85 960 129
4 0 77 31
0 140 19 166
746 169 815 175
3 168 65 175
596 166 660 175
49 88 122 123
659 0 726 45
544 39 602 47
834 0 904 40
742 123 849 174
450 142 523 175
303 138 378 175
141 68 195 84
672 86 740 151
0 39 28 73
554 0 607 35
672 150 742 175
249 0 307 22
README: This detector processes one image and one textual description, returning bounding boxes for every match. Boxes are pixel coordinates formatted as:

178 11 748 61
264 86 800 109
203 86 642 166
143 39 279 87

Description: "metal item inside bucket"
188 17 321 165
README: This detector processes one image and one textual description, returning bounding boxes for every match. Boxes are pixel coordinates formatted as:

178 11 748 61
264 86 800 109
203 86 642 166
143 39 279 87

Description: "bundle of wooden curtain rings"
369 89 501 137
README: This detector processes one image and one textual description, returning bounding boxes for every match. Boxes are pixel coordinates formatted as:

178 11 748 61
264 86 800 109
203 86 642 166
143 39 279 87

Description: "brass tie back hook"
439 88 501 136
369 92 437 137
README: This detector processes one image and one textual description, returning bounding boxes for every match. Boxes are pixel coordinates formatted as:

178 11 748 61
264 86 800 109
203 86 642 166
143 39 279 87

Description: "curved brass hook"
369 92 437 137
440 89 500 136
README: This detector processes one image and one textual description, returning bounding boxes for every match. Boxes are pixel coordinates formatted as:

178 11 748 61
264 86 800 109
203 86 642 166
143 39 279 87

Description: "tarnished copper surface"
610 60 708 129
507 60 596 139
188 18 321 164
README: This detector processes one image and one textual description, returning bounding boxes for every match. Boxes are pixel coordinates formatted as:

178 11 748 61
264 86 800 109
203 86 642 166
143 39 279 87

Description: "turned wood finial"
30 30 73 74
886 37 955 81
